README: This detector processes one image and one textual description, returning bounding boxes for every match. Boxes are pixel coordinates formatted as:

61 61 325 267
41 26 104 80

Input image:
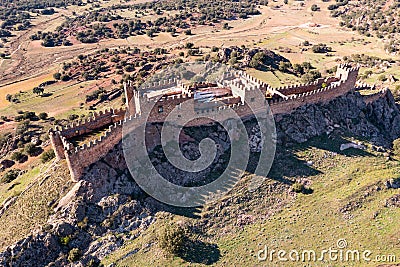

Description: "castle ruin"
49 64 374 182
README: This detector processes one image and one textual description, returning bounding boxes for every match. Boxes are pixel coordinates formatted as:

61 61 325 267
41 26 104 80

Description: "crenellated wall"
49 107 128 180
51 108 126 139
51 64 363 182
63 121 125 181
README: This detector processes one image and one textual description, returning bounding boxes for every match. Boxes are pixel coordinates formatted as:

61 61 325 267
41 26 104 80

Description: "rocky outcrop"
243 48 290 68
385 194 400 208
275 91 400 147
0 143 155 267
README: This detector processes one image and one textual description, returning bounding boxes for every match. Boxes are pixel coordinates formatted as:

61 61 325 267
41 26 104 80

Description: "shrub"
292 182 304 193
15 120 30 135
1 169 20 183
68 248 82 263
311 4 320 11
378 74 387 81
159 223 187 255
11 151 25 162
312 43 332 53
59 236 71 246
41 149 55 163
38 112 48 120
24 143 38 156
68 114 79 121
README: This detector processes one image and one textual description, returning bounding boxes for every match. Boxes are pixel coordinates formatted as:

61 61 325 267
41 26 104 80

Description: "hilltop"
0 0 400 266
0 89 399 266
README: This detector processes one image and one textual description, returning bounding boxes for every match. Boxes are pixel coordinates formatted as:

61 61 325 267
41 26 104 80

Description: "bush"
68 114 79 121
312 43 332 53
159 224 187 255
15 120 30 135
1 169 20 183
59 235 71 246
38 112 48 120
11 151 25 162
41 149 55 163
292 182 304 193
68 248 82 263
378 74 387 81
311 4 320 11
24 143 38 156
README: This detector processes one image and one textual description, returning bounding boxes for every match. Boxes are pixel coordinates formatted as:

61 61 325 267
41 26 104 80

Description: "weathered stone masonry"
50 64 384 182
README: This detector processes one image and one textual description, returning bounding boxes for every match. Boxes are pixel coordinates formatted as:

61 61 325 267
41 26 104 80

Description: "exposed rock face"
0 143 155 267
385 194 400 207
275 91 400 147
1 91 400 266
386 178 400 189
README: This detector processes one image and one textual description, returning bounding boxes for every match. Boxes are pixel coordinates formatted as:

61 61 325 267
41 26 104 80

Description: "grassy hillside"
103 136 400 266
0 160 73 250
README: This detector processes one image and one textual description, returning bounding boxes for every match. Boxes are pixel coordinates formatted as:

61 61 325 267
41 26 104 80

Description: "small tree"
311 4 320 11
41 149 55 163
1 169 20 183
24 143 37 156
33 87 44 96
38 112 48 120
6 94 12 102
185 42 194 49
292 182 304 193
61 74 70 81
11 151 25 162
159 224 187 255
53 72 61 80
68 114 79 121
15 120 29 135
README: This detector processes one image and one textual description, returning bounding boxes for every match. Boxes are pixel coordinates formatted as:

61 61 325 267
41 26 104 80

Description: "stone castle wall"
64 121 125 181
275 76 339 96
51 64 365 182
